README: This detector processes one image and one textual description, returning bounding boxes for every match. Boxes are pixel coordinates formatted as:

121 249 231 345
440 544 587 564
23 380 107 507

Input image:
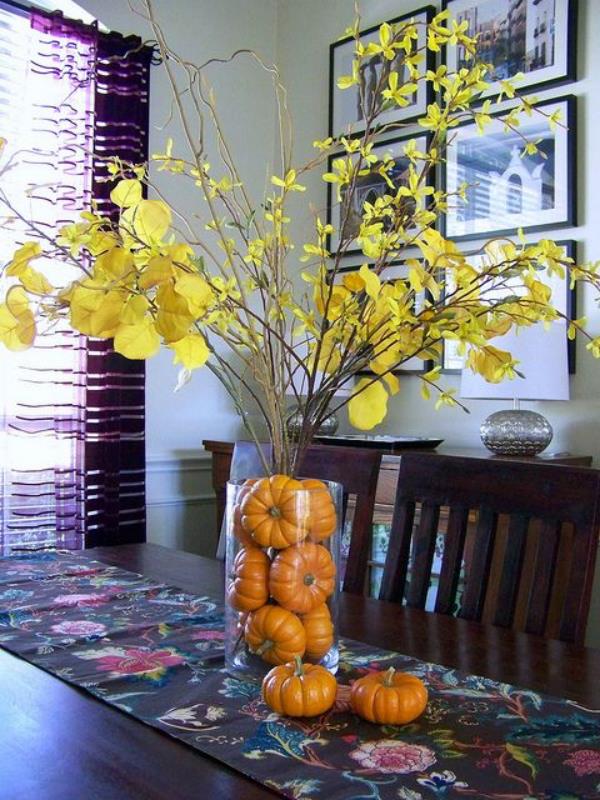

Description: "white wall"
77 0 279 557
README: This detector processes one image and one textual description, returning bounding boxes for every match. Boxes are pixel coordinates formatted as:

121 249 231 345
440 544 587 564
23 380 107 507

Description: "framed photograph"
443 0 576 99
328 7 435 139
442 240 577 373
443 95 576 242
334 261 432 374
326 133 432 257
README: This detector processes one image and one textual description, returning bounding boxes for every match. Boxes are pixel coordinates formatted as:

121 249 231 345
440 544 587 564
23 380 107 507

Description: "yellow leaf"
88 230 120 257
121 199 171 246
6 286 31 318
6 242 42 276
155 283 194 342
167 242 195 268
110 179 143 209
95 247 135 280
382 372 400 396
359 264 381 299
174 273 213 316
120 294 150 325
114 319 161 359
170 332 210 369
69 281 126 337
18 267 52 295
0 288 35 350
348 377 389 430
343 271 365 292
139 256 174 289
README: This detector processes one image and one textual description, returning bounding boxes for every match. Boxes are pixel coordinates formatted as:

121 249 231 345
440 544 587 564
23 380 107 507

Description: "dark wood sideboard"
202 439 593 531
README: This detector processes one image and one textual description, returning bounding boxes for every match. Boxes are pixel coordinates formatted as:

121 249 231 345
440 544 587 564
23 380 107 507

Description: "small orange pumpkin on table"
262 656 337 717
269 542 336 615
227 546 270 612
240 475 310 549
244 604 306 665
301 602 334 661
350 667 428 725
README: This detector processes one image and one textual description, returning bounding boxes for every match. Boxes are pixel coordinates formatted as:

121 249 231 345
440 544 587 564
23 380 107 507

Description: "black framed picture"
442 0 576 100
326 133 433 257
443 95 576 242
334 261 432 374
328 6 435 139
442 240 577 373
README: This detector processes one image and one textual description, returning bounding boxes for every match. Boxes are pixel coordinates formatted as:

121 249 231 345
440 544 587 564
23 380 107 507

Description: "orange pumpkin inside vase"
301 602 334 661
302 478 337 542
269 541 336 615
232 479 259 548
240 474 310 549
227 545 270 612
244 604 306 665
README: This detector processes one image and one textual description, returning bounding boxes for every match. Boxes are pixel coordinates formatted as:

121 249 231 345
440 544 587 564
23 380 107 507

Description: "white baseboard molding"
146 493 215 508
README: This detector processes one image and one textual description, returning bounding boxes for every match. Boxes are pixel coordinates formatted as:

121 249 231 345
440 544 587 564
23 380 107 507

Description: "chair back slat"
380 500 415 602
525 519 562 636
435 506 469 615
460 506 498 621
406 502 440 608
381 453 600 643
560 521 600 642
493 513 530 628
298 445 381 595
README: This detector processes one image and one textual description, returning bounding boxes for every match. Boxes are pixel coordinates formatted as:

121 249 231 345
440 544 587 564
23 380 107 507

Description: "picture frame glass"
445 98 572 240
328 134 430 255
329 9 431 138
442 241 576 371
445 0 572 97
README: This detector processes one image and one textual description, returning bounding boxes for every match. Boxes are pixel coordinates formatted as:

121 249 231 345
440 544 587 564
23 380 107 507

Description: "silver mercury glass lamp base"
480 407 553 456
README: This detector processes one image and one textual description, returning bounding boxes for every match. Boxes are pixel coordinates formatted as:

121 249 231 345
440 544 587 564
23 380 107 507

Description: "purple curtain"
0 9 151 553
84 25 151 547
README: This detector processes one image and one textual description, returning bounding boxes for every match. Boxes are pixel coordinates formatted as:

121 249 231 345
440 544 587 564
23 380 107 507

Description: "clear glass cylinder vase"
224 475 342 682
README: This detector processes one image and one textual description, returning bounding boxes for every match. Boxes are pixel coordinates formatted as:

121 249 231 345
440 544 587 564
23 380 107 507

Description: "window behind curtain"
0 4 95 552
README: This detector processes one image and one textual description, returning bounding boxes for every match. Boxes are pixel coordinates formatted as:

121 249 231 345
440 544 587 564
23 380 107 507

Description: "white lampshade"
460 322 570 401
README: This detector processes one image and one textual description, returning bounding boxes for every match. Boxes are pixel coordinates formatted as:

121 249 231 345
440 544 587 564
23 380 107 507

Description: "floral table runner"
0 552 599 800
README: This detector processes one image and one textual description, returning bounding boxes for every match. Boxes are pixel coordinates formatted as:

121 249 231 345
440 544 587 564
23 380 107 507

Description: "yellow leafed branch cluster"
1 3 599 474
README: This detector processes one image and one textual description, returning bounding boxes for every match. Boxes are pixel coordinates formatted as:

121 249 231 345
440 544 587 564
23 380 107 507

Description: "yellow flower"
381 73 417 107
271 169 306 193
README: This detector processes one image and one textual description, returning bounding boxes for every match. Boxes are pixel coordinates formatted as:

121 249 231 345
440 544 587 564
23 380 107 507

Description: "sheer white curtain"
0 3 94 552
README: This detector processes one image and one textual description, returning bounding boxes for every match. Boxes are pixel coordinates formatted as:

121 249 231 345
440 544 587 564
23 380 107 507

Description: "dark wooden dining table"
1 543 599 800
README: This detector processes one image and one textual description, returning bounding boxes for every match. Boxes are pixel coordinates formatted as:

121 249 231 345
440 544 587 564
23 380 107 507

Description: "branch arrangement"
1 4 599 474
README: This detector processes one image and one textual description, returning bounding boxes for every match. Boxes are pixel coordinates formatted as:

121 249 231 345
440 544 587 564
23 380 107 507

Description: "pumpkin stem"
383 667 396 687
303 573 315 586
268 506 282 519
293 655 304 676
254 639 274 656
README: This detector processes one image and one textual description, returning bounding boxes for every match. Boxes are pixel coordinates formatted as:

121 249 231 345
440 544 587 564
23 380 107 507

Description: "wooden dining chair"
298 444 382 595
380 453 600 644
